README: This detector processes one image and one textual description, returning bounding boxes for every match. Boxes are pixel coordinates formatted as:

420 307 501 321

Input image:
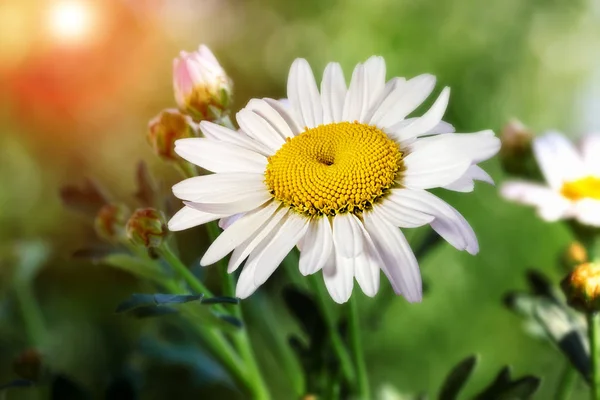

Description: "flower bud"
173 45 233 121
562 242 588 270
561 262 600 313
499 119 534 176
94 203 130 243
126 208 167 248
147 109 196 161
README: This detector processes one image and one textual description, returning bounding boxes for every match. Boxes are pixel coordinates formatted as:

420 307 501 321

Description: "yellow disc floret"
265 121 402 216
561 176 600 201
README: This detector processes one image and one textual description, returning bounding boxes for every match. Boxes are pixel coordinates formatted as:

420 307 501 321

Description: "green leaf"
129 306 179 318
115 293 204 313
201 296 240 305
438 355 477 400
474 367 541 400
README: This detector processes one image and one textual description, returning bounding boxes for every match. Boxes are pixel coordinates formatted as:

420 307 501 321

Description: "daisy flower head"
501 132 600 227
168 56 500 303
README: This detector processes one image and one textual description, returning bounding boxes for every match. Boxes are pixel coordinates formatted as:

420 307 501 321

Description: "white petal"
392 189 478 254
376 192 436 228
184 190 271 215
411 130 500 164
245 99 295 140
371 74 436 129
323 252 355 304
236 259 259 298
299 217 334 276
402 136 472 189
390 87 450 141
168 206 225 231
363 210 422 302
200 201 280 266
172 173 265 202
580 134 600 176
174 138 267 173
363 56 386 115
228 207 290 272
574 199 600 227
500 181 571 221
236 109 286 153
218 213 244 230
332 213 364 257
199 121 272 156
287 58 323 128
366 78 405 124
443 165 494 193
263 98 302 135
353 224 382 297
252 213 310 286
320 62 347 124
342 63 368 122
533 132 586 189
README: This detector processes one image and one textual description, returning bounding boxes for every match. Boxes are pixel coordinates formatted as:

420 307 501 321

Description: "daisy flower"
501 132 600 227
168 56 500 303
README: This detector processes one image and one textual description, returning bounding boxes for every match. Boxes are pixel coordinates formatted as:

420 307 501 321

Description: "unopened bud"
562 242 588 270
147 109 196 161
561 262 600 313
499 119 534 176
126 208 167 248
94 204 129 242
173 45 233 121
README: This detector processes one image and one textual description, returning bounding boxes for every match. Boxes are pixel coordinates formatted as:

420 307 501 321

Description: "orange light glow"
47 1 97 44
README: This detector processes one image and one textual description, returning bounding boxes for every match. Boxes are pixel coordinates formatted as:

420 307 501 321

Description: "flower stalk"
589 312 600 400
348 295 370 399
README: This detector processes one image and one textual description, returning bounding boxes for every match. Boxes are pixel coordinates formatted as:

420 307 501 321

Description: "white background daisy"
169 56 500 303
501 132 600 227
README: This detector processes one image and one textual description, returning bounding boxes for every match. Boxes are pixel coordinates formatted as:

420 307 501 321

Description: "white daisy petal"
174 138 267 173
533 132 586 189
252 213 310 286
371 74 436 129
199 121 272 156
366 78 405 124
580 134 600 175
390 87 450 141
364 209 422 302
184 190 271 215
410 130 500 164
168 206 225 231
172 172 265 202
390 189 478 254
574 199 600 227
353 223 382 297
245 99 295 140
332 213 364 258
228 207 290 273
299 217 334 276
287 58 323 128
237 109 286 152
200 201 280 266
443 165 494 193
342 63 368 122
402 137 472 189
263 98 302 135
500 181 571 221
363 56 386 113
236 259 259 298
377 193 435 228
323 252 355 304
218 213 244 230
321 62 347 124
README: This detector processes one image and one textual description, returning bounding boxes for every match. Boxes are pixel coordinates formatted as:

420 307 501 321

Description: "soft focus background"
1 0 600 398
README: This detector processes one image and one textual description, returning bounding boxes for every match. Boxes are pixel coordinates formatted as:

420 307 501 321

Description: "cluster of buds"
94 203 130 243
147 45 233 164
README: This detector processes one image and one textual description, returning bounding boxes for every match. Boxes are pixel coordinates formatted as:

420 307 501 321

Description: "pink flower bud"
173 45 233 120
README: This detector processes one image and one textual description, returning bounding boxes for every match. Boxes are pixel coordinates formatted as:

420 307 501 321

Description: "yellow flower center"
560 176 600 201
265 121 402 216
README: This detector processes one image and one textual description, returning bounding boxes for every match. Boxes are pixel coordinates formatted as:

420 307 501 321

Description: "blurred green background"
1 0 600 398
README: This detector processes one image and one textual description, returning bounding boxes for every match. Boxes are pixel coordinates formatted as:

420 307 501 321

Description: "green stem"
348 295 370 399
15 281 46 347
308 274 356 383
555 362 576 400
589 312 600 400
206 221 271 400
